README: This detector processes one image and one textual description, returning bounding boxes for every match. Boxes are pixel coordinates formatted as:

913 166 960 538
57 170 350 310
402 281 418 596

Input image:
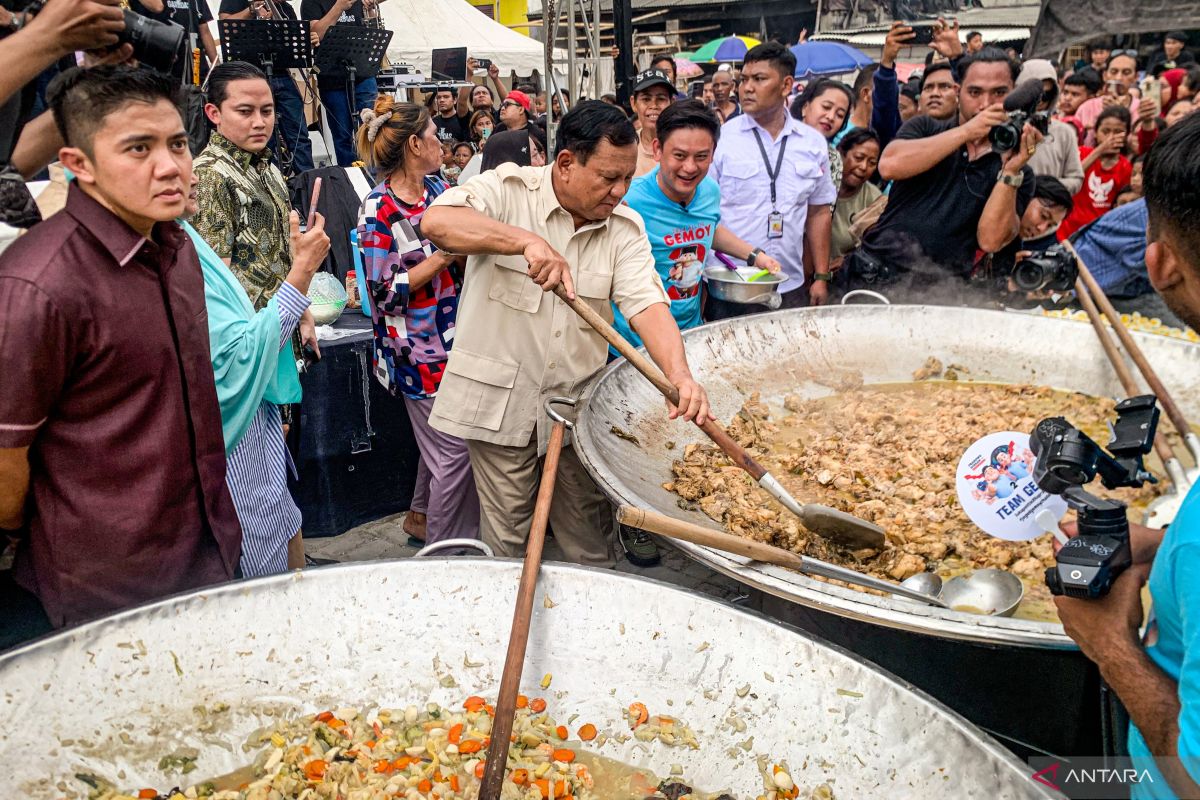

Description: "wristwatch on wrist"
746 247 762 267
997 170 1024 188
813 272 833 282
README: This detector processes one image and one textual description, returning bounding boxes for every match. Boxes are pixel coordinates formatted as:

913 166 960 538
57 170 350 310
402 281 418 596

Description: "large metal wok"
0 561 1050 799
574 305 1200 755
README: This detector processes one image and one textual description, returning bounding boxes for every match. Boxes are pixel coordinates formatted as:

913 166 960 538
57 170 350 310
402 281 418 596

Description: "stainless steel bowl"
0 561 1051 799
703 265 785 306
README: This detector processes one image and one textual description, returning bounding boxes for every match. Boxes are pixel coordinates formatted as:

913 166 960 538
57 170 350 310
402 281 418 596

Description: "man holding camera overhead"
128 0 217 86
843 48 1042 301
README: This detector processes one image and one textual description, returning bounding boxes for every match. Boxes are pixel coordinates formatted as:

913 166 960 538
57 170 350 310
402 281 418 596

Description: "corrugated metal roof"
815 0 1040 36
815 25 1032 46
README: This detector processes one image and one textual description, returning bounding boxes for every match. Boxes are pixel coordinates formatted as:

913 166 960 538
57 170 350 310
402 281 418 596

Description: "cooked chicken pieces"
665 383 1164 621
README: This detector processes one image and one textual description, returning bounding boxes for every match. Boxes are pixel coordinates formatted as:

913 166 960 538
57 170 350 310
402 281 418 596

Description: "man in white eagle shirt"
707 41 837 319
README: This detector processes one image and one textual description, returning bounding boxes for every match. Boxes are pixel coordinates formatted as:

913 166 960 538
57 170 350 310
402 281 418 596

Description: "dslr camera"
25 0 184 75
1030 396 1159 599
989 108 1051 153
989 78 1052 154
1012 244 1077 293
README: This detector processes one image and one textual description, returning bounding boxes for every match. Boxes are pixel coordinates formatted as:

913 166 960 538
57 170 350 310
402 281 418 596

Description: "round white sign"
955 431 1069 542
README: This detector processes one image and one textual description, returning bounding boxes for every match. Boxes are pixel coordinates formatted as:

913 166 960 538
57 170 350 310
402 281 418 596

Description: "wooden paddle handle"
1067 242 1193 439
480 421 567 799
616 506 806 571
553 285 768 480
1074 276 1177 465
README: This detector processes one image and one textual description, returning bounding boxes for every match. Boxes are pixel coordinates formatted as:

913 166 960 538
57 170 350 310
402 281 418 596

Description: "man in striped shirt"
185 171 329 576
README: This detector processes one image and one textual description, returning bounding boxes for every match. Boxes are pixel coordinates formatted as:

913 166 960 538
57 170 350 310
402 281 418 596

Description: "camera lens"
1012 257 1047 291
119 10 185 75
988 122 1020 153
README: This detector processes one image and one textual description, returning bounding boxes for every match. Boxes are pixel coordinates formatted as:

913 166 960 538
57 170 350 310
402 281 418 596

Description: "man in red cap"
499 89 534 132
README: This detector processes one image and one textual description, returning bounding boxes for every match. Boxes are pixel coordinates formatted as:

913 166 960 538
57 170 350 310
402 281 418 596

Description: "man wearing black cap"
1149 32 1195 77
632 68 676 177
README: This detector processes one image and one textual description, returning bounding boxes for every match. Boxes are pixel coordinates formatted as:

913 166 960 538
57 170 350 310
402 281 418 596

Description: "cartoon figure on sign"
969 464 1015 505
991 441 1032 481
956 430 1070 541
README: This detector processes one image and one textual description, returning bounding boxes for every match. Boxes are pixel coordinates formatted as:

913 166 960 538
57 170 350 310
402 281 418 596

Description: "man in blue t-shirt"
615 100 781 352
1055 115 1200 798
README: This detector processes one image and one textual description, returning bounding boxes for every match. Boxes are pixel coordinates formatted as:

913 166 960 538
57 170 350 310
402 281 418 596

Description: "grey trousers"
466 432 617 568
403 396 480 543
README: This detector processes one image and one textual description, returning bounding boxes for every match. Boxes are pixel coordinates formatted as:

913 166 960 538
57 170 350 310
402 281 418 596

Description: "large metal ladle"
618 506 947 609
900 570 1025 618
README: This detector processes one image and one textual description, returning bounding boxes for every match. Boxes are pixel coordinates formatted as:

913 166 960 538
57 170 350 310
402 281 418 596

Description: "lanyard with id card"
752 129 788 240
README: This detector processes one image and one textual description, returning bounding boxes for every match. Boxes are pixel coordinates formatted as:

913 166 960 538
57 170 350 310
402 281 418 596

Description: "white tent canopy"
203 0 548 77
380 0 547 76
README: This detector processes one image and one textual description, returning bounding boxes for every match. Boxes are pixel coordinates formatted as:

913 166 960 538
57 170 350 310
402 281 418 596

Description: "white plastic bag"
309 271 348 325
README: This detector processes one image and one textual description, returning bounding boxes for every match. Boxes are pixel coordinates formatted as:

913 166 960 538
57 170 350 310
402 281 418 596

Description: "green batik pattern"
193 132 293 311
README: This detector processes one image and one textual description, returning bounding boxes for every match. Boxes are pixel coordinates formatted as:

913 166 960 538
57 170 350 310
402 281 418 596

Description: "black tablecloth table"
291 312 420 537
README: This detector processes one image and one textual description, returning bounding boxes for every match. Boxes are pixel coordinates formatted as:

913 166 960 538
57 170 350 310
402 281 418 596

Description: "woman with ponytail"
355 96 480 545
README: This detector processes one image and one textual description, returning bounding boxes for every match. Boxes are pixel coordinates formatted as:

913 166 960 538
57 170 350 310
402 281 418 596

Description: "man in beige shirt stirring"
422 101 711 567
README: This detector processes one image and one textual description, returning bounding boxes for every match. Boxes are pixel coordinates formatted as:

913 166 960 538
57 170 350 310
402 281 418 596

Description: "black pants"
703 284 810 322
0 569 52 653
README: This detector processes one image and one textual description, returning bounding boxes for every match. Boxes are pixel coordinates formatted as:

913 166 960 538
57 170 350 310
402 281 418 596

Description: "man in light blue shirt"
615 100 780 352
708 42 837 315
1055 115 1200 799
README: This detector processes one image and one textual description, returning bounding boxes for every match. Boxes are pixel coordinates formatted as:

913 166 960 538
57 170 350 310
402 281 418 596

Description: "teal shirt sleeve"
185 222 304 452
1168 544 1200 784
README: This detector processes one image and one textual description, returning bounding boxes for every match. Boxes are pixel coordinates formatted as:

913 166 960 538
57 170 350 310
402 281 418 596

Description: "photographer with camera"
843 48 1041 301
0 0 124 232
1054 114 1200 799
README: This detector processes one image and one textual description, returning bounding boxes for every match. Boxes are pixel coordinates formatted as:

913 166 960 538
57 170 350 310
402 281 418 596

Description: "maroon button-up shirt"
0 184 242 627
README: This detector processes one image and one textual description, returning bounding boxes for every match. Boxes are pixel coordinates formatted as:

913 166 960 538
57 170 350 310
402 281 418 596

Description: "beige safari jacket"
428 163 669 451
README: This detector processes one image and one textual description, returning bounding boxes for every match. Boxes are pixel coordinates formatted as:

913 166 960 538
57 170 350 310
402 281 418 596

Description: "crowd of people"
3 5 1200 794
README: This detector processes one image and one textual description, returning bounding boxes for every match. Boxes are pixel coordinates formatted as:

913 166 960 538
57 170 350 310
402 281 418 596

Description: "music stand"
314 24 391 84
219 19 313 80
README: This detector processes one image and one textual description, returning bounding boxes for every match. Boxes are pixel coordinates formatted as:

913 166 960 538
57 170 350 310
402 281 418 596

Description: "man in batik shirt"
192 61 318 574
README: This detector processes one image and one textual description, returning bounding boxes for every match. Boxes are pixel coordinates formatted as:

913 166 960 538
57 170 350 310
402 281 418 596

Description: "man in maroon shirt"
0 66 242 643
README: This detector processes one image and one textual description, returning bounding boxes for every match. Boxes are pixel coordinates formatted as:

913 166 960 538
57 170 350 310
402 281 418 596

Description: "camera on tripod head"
989 79 1052 154
25 0 184 75
1012 244 1078 293
1030 395 1159 599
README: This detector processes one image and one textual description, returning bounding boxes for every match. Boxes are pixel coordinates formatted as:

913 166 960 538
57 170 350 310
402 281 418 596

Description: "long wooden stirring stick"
480 399 573 800
1073 274 1180 470
1066 241 1200 464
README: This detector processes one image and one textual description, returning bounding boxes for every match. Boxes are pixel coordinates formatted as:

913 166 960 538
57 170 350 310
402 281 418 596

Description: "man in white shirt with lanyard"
706 41 836 319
